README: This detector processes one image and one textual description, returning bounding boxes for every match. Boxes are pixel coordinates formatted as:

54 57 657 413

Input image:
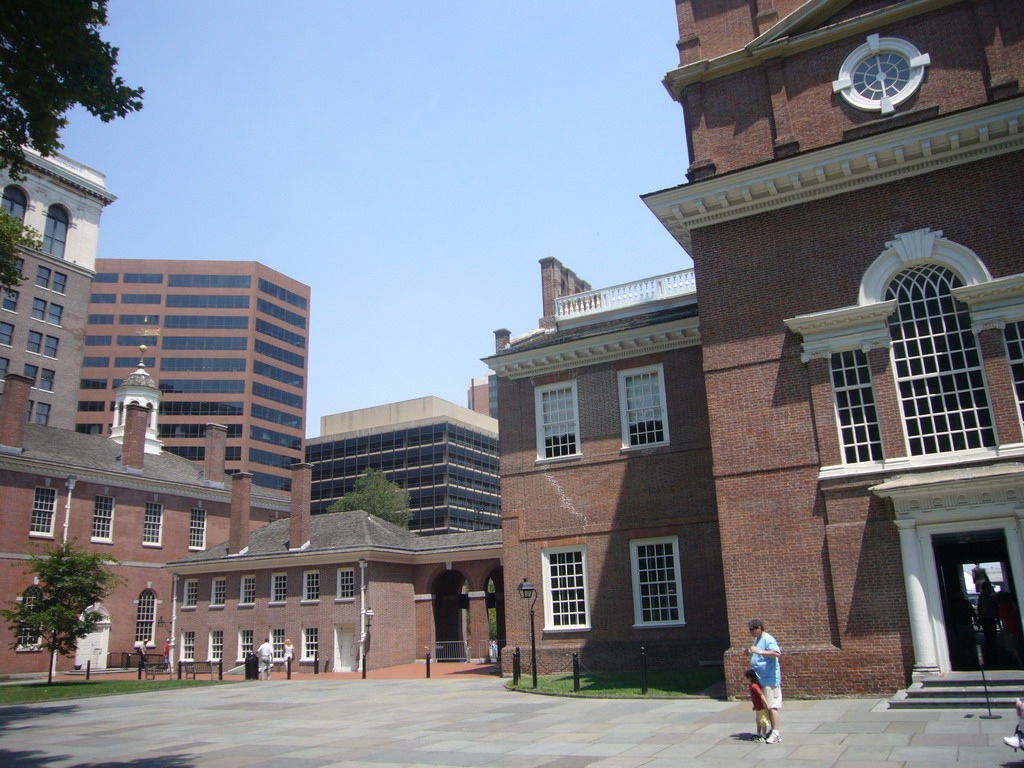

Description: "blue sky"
60 1 692 437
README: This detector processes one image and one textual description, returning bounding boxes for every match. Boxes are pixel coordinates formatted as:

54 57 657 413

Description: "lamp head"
517 579 535 600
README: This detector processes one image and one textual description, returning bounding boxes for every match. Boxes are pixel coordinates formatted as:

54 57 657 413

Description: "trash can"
245 652 259 680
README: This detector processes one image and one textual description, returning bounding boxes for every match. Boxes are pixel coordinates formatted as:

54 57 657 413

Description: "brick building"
168 491 504 672
77 259 310 492
0 366 287 675
1 149 115 429
489 0 1024 697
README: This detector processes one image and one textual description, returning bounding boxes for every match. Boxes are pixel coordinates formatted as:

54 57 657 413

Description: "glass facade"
307 421 501 534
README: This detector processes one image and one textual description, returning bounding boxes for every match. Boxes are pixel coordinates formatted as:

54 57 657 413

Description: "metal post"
572 653 580 692
425 651 431 679
137 657 143 680
315 649 320 675
85 660 91 681
218 659 223 681
640 646 648 695
977 643 1001 719
529 605 538 689
177 661 182 680
512 647 521 686
287 657 292 680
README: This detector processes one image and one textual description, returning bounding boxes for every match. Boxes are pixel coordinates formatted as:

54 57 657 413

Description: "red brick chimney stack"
228 472 253 554
121 402 149 472
539 257 590 329
204 423 228 485
0 374 32 453
494 328 511 352
289 462 312 549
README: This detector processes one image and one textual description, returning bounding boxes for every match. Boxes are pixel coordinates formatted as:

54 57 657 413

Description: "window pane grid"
184 580 197 607
182 631 195 661
212 578 226 606
337 568 355 599
272 628 285 659
303 627 318 660
189 508 206 549
143 502 162 544
210 630 223 661
135 589 155 644
1005 321 1024 424
830 350 883 463
548 550 587 627
31 487 56 535
886 265 995 455
541 387 577 457
272 574 287 602
92 495 114 540
239 629 254 658
241 575 256 604
623 371 665 445
304 571 320 601
634 542 681 623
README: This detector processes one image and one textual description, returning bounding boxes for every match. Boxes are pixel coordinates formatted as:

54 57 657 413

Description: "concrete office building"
77 260 310 492
307 397 501 534
1 149 115 429
467 373 498 419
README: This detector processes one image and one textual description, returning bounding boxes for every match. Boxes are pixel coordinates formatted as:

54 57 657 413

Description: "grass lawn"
506 667 725 697
0 678 238 705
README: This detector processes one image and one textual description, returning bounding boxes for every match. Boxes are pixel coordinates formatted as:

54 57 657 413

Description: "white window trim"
629 536 686 628
336 567 355 601
270 572 287 604
142 502 163 548
208 630 223 662
29 487 56 538
188 508 207 551
182 578 198 609
239 575 256 606
90 495 115 543
534 381 582 462
542 545 591 632
237 629 254 662
617 363 670 449
301 627 318 661
210 577 226 608
302 570 320 603
181 631 195 662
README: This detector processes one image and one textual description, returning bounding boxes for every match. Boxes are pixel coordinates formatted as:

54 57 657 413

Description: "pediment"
748 0 892 51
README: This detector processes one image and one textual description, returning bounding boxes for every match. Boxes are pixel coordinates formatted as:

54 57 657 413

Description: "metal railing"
433 640 469 662
554 269 696 321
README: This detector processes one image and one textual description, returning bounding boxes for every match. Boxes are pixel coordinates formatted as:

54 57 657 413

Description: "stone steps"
888 671 1024 710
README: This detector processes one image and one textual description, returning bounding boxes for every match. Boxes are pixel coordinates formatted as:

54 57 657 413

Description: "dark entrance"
932 529 1022 670
432 570 467 661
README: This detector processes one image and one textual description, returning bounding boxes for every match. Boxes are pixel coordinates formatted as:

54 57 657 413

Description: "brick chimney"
204 423 228 485
289 462 312 550
0 373 33 453
228 472 253 554
494 328 511 352
539 257 590 329
121 402 149 472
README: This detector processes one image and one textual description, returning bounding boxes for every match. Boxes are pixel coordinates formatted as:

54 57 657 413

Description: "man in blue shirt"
748 619 782 743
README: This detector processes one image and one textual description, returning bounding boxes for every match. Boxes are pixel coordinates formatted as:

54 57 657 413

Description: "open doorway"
932 529 1022 670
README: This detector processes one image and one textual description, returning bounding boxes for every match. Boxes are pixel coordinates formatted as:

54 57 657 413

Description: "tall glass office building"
307 397 500 534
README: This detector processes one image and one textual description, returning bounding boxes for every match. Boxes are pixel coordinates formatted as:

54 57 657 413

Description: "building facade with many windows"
1 149 115 429
76 260 310 491
308 397 501 534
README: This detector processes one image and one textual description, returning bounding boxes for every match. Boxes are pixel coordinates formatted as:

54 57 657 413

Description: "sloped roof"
12 424 287 505
171 509 502 565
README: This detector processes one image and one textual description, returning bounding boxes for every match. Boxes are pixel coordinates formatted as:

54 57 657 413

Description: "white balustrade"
554 269 696 321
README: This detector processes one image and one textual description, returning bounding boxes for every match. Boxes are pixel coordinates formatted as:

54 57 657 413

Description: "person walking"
748 619 782 743
744 669 771 742
257 637 274 680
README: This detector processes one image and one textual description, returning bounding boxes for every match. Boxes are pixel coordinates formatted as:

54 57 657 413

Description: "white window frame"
91 495 115 542
211 577 226 607
240 575 256 605
188 508 207 550
535 381 581 461
303 570 320 602
302 627 319 661
209 629 223 662
238 628 254 661
271 628 285 660
181 630 195 662
271 572 287 603
142 501 163 546
542 546 590 631
183 579 198 609
629 536 686 628
30 487 56 537
617 364 670 448
336 567 355 600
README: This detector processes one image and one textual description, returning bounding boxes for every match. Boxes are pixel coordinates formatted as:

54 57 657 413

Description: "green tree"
1 540 124 684
328 468 412 529
0 208 40 290
0 0 144 179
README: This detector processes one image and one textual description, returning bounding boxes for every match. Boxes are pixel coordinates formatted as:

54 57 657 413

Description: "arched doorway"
75 604 111 670
432 570 467 661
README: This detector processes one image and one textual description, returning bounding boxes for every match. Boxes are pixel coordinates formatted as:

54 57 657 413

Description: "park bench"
143 662 171 679
178 660 221 680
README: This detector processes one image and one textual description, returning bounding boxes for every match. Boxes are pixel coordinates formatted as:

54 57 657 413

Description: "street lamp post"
517 578 538 689
362 608 374 679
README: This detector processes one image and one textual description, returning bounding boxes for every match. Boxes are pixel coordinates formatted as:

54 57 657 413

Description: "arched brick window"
17 585 43 647
135 589 156 645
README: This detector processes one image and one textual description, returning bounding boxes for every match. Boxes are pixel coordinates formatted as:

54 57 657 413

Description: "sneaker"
765 731 781 744
751 734 764 742
1004 736 1022 750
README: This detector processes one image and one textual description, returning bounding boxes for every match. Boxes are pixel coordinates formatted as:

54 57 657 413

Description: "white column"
896 520 940 677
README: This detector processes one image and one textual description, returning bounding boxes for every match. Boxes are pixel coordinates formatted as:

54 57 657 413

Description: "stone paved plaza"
1 677 1023 767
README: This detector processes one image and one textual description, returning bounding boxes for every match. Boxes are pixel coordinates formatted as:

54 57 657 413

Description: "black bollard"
86 660 91 681
177 661 182 680
218 659 223 681
287 657 292 680
512 647 521 687
640 646 648 695
425 651 431 679
573 653 580 692
315 649 320 675
137 657 143 680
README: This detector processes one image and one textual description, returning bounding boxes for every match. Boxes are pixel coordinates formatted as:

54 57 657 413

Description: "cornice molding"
643 98 1024 251
871 462 1024 517
785 300 896 360
485 317 701 380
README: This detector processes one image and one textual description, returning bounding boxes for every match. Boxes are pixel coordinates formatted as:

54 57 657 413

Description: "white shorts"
763 685 783 709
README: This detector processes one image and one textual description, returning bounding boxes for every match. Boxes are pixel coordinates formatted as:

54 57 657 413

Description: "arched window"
885 264 995 455
135 589 156 645
43 205 69 259
2 185 27 220
17 585 43 647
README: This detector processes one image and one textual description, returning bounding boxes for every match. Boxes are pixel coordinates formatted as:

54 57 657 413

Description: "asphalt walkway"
1 675 1022 767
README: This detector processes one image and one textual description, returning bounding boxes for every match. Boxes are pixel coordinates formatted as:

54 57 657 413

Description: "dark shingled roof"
495 304 699 356
15 424 287 504
171 509 502 565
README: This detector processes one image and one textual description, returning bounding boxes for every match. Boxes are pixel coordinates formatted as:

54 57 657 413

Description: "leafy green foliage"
327 468 412 528
0 208 38 290
0 0 144 178
0 540 125 684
